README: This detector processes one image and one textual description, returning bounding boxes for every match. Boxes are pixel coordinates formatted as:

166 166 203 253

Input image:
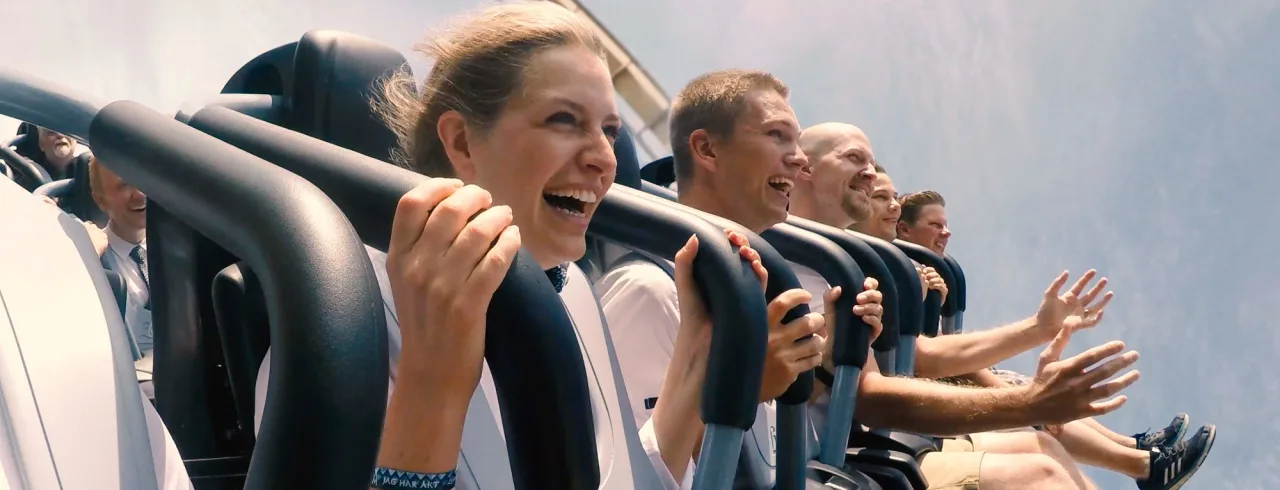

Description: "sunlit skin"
855 171 900 241
680 89 807 234
36 127 76 172
91 158 147 244
897 203 950 256
439 45 621 269
791 123 877 229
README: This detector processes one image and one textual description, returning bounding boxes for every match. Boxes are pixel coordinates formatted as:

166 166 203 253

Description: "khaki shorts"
918 436 986 490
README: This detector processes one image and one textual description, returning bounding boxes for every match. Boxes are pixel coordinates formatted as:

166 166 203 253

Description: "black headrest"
221 42 297 96
14 122 40 161
640 155 676 188
613 125 641 189
285 30 409 163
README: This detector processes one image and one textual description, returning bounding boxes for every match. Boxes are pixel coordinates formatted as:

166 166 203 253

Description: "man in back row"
88 156 155 391
894 185 1215 488
790 122 1215 489
603 69 1144 489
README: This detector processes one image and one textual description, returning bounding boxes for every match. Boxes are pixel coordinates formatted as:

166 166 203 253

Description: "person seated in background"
790 121 1142 489
29 153 190 490
21 124 79 180
597 69 887 487
612 74 1140 490
894 188 1216 489
88 155 155 390
242 3 751 489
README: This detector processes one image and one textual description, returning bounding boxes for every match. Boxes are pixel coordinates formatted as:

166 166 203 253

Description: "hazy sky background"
3 0 1274 487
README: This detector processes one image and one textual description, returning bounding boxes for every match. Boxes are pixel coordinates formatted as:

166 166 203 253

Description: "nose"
889 200 901 212
585 132 617 177
787 146 809 169
940 227 951 238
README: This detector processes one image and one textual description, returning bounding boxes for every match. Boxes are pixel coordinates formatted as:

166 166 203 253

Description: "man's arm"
855 370 1031 436
959 368 1012 389
912 317 1047 379
856 331 1139 436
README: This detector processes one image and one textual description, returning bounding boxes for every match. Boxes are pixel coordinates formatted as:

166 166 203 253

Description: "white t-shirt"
790 262 829 316
253 247 685 489
596 258 776 488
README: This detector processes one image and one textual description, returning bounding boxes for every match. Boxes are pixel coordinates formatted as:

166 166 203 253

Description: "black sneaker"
1136 413 1190 450
1137 425 1216 490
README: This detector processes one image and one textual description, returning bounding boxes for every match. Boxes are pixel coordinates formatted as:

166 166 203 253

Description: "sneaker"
1137 424 1216 490
1136 413 1190 450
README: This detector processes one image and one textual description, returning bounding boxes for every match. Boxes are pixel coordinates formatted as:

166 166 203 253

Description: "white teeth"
550 206 587 218
545 188 598 203
768 177 794 187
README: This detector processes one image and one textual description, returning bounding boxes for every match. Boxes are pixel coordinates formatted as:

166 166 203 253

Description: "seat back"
221 42 297 96
90 100 388 490
847 232 923 376
891 240 954 341
0 172 162 490
63 152 108 226
2 132 51 191
0 65 389 489
210 262 271 453
639 155 676 188
942 255 966 334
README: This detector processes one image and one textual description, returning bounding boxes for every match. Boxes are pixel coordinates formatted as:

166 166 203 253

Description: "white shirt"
790 262 830 316
101 224 153 354
253 247 684 489
142 386 194 490
597 259 776 488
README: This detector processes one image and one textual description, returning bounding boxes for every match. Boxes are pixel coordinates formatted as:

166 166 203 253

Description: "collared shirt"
597 258 778 489
253 246 683 489
101 223 152 354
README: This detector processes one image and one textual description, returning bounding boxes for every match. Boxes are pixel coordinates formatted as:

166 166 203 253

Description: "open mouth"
768 176 794 195
543 188 598 218
130 205 146 213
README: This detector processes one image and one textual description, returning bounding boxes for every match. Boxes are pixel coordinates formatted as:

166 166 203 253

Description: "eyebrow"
549 96 621 123
840 146 872 161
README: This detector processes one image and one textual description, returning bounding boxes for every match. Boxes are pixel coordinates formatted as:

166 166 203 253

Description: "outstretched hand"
1035 270 1113 341
1025 321 1140 424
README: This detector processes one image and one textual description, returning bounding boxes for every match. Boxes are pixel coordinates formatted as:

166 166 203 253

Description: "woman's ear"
437 110 476 180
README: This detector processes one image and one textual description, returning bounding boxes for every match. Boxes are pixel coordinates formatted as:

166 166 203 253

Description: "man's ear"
895 220 909 238
437 110 476 180
91 191 106 212
688 128 718 176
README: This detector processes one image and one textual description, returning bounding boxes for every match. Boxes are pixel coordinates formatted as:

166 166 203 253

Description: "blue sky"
4 0 1273 487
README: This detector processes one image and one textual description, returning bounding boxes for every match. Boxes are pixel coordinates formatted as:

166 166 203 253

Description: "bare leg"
1054 420 1149 479
1077 417 1137 448
978 453 1086 490
971 431 1097 490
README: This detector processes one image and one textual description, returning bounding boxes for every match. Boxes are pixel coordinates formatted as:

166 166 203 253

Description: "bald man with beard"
791 122 1215 490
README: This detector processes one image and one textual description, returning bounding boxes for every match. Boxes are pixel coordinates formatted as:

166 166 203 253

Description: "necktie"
545 264 567 293
129 246 151 310
130 245 150 289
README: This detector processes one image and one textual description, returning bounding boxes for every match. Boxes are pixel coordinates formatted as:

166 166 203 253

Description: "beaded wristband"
371 467 458 489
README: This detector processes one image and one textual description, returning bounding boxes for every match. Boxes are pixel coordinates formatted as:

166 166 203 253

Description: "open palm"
1036 269 1114 338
